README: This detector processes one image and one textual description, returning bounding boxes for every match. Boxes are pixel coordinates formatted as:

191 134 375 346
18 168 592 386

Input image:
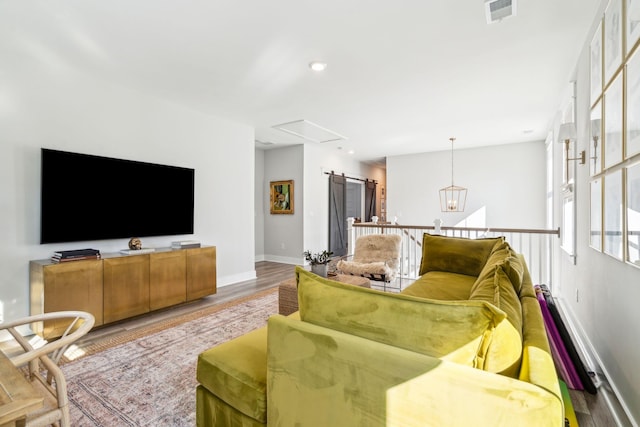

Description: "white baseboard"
262 255 302 265
217 270 256 287
218 255 302 287
555 298 637 427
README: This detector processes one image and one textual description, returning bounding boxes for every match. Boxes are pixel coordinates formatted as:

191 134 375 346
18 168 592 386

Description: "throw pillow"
418 234 504 277
469 266 523 377
296 266 506 369
480 244 525 294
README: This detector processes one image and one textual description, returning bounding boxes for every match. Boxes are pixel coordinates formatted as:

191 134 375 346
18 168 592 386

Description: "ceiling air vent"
485 0 516 24
272 119 347 143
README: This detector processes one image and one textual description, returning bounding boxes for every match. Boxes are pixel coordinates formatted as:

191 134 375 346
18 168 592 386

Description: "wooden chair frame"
1 311 95 427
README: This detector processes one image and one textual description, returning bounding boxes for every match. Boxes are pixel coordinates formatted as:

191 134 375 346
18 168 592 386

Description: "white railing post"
347 217 356 256
434 218 442 235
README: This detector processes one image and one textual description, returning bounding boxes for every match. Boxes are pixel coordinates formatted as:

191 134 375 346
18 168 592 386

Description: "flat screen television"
40 148 195 244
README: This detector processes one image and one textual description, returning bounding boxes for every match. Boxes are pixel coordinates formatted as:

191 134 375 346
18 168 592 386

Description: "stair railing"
347 219 559 290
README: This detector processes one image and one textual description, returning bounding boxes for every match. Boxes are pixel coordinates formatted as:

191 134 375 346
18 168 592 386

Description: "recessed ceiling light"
309 61 327 71
348 150 355 155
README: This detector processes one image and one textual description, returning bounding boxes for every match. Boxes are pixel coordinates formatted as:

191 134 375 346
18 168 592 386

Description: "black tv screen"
40 148 195 244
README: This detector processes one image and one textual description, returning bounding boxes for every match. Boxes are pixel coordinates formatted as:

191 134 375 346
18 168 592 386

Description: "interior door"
346 181 362 220
328 174 347 256
364 180 377 222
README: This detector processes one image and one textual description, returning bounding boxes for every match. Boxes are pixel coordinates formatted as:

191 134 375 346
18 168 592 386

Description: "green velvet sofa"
196 234 563 426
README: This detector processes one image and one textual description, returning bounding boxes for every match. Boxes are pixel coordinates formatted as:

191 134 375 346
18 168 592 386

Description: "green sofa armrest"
267 315 563 427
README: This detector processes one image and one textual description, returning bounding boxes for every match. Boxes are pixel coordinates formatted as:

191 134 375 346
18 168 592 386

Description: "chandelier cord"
450 137 455 186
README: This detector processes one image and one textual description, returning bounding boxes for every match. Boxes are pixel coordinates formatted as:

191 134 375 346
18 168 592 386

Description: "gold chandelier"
439 137 467 212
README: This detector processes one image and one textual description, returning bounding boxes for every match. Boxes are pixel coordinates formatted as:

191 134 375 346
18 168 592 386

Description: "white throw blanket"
336 234 401 281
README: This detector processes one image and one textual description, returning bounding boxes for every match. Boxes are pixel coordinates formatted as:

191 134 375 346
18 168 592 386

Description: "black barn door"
328 174 347 256
364 180 377 222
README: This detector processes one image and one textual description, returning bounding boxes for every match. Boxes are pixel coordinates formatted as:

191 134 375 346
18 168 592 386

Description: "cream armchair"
0 311 95 427
336 234 402 284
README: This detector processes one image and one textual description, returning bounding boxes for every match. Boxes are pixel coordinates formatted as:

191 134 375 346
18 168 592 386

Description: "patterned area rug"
61 288 278 426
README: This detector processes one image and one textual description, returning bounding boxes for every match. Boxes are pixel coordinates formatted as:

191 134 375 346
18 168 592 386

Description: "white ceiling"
2 0 602 163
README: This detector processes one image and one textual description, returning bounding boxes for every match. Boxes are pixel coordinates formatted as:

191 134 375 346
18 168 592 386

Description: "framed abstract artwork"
627 49 640 158
604 0 623 83
604 72 624 169
270 180 294 214
561 81 577 184
590 102 603 176
561 189 576 260
591 21 603 105
590 178 603 251
627 163 640 266
604 170 624 259
627 0 640 54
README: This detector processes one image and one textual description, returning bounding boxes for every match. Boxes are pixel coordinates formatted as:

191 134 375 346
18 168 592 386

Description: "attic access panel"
272 119 347 143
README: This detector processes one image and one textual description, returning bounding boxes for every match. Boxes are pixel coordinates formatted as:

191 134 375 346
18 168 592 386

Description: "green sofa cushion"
296 266 506 369
518 261 537 299
401 271 476 300
418 234 504 277
196 385 266 427
481 242 525 294
469 265 523 377
519 295 561 400
197 326 268 423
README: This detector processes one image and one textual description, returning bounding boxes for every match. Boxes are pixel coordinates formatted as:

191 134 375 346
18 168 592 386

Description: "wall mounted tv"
40 148 195 244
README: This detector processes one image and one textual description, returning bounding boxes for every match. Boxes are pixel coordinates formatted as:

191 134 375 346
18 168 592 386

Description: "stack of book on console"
51 248 101 263
171 240 201 249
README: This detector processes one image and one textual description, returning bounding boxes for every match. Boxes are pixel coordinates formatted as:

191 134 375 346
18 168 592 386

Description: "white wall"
302 143 385 255
556 1 640 422
262 145 305 264
254 149 265 260
0 38 256 324
256 143 385 263
387 141 546 228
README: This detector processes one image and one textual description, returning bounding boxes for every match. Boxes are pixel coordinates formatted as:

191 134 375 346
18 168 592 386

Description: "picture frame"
590 178 603 251
627 49 640 158
560 82 577 262
561 82 577 185
587 101 602 176
270 180 294 214
604 0 623 84
561 189 576 260
604 170 624 259
591 21 603 105
590 102 603 176
627 162 640 265
604 72 624 169
627 0 640 54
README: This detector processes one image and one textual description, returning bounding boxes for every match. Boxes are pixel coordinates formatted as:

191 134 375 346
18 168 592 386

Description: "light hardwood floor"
63 261 624 425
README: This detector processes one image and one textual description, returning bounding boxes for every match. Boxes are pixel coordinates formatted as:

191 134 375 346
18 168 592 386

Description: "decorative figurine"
128 237 142 250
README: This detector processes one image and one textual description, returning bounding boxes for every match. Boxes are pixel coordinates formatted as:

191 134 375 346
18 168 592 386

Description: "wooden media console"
29 246 216 339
